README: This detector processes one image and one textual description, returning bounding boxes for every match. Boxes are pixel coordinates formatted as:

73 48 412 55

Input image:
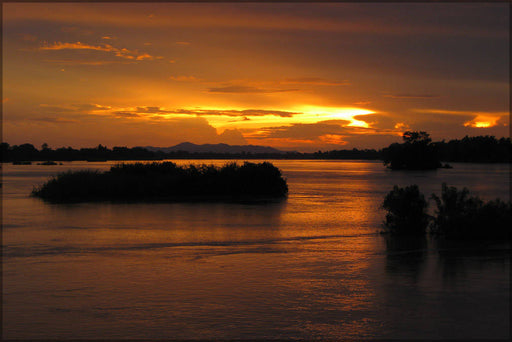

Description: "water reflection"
384 235 428 282
5 200 288 259
380 235 510 339
384 235 510 283
432 238 510 283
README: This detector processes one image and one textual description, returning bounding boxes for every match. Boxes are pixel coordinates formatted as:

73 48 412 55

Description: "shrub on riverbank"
32 161 288 203
382 185 430 235
382 183 511 239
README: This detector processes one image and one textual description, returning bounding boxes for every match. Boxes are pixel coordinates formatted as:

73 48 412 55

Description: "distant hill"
140 142 286 154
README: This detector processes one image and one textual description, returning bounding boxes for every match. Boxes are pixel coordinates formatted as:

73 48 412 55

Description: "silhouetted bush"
382 185 430 235
383 183 512 238
431 183 512 239
32 161 288 203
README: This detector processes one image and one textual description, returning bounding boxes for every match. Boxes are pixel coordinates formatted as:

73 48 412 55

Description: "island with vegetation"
383 183 511 239
382 131 445 170
32 161 288 203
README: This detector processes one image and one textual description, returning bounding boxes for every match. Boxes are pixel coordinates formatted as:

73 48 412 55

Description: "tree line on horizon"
1 134 510 163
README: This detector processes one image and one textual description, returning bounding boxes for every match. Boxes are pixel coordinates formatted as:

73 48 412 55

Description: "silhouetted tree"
11 143 39 161
402 131 431 144
1 142 10 160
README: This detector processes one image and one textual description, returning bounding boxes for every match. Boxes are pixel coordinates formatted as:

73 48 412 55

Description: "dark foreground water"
2 160 510 339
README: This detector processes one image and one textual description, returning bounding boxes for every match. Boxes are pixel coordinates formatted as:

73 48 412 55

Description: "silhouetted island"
32 161 288 203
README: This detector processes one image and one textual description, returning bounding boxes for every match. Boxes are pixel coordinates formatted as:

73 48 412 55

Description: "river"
2 160 510 339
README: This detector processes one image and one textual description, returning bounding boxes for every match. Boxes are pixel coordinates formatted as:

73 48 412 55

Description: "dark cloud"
135 106 165 113
74 103 111 111
39 103 111 114
236 109 297 117
113 112 141 118
43 59 133 66
412 112 476 124
114 107 299 118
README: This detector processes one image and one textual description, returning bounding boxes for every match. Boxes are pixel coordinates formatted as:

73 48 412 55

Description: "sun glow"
292 106 375 127
463 115 501 128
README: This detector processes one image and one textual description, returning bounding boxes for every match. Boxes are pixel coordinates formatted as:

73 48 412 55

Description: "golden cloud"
463 115 502 128
39 41 159 61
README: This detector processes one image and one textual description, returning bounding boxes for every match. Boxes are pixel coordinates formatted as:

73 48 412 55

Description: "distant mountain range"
139 142 286 154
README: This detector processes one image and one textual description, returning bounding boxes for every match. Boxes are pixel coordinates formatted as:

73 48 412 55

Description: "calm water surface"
2 160 510 339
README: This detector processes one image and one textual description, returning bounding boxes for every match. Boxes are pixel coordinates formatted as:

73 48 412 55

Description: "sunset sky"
3 3 509 152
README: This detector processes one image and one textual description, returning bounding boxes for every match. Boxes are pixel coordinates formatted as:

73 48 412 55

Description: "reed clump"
32 161 288 203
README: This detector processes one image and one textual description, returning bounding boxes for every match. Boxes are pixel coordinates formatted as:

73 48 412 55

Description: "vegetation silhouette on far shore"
382 183 511 239
2 135 510 163
32 161 288 203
